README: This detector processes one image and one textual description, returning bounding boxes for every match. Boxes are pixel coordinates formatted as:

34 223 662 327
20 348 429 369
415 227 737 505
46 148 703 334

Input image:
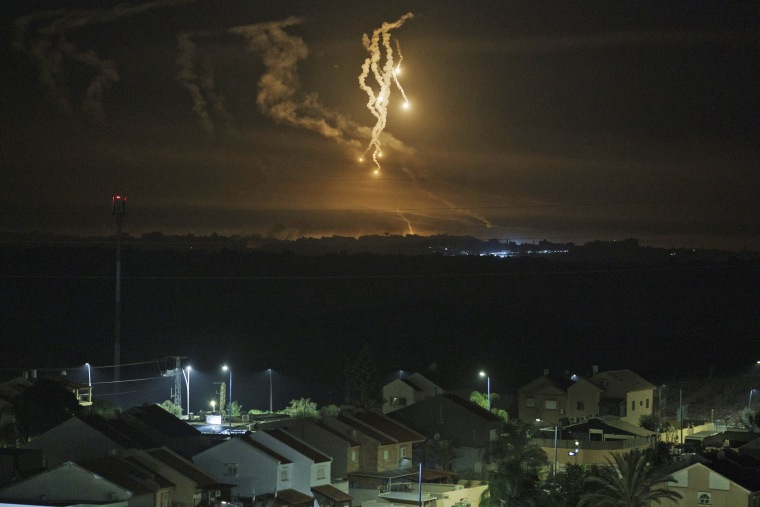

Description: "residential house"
286 419 361 483
517 370 603 426
386 393 502 472
192 435 294 503
127 447 232 507
120 404 205 457
249 427 340 506
534 416 654 470
588 368 655 426
382 374 443 414
0 461 131 506
0 448 44 486
654 451 760 506
322 412 425 495
77 455 175 506
23 414 160 467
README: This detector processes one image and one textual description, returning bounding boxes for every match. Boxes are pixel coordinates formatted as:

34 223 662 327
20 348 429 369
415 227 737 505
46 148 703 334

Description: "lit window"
281 468 289 481
383 449 389 461
351 450 357 462
400 446 407 458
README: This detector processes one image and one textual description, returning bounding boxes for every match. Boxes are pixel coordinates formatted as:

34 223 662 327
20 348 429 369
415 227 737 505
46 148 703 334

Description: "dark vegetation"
1 234 759 409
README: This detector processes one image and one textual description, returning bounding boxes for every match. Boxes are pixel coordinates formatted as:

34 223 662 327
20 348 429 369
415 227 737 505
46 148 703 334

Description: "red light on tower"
112 195 126 216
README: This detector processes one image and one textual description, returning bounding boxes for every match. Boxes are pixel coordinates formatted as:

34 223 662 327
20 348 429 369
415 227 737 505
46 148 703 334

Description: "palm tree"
480 420 548 507
578 447 682 507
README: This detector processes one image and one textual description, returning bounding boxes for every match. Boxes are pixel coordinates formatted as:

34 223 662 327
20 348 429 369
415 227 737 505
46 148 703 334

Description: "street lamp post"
182 366 191 418
749 389 756 410
268 368 273 413
536 419 558 476
85 362 91 387
223 365 232 430
479 371 491 411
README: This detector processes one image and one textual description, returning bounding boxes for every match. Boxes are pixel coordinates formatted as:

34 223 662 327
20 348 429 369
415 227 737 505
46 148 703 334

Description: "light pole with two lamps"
479 371 491 411
536 419 559 476
182 366 191 419
223 365 232 431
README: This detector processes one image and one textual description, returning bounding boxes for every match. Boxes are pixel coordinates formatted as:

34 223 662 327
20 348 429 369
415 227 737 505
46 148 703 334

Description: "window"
400 446 407 458
576 401 585 411
317 465 326 480
526 396 535 408
224 463 238 477
281 468 289 481
698 492 711 504
383 449 389 461
646 398 650 409
632 400 636 411
392 397 407 406
545 399 557 410
351 450 357 462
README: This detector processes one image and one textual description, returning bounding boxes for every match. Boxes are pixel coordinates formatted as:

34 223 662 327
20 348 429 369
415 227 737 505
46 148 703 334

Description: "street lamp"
85 362 91 387
222 365 232 430
182 366 191 418
210 400 216 413
479 371 491 411
268 368 273 413
749 389 757 410
536 419 559 476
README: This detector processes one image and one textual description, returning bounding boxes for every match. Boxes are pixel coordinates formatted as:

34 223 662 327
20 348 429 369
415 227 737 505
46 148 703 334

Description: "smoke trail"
176 31 237 136
13 0 194 123
397 211 415 235
358 13 413 174
401 167 493 229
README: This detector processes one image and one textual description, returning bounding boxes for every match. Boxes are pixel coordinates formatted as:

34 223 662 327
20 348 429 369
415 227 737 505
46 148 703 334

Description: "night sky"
2 1 759 250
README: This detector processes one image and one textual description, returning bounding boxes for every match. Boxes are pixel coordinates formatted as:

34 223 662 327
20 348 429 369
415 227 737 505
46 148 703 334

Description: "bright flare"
358 13 413 174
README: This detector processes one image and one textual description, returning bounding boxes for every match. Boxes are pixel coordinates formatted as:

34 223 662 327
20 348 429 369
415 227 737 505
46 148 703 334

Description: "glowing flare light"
358 12 413 174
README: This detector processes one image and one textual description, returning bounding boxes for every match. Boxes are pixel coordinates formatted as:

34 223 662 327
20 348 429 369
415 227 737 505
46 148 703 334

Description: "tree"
230 400 243 417
538 464 601 507
426 438 457 471
350 343 382 411
90 398 121 418
158 400 183 418
577 448 683 507
470 390 509 422
323 404 341 417
15 378 81 441
480 419 548 507
282 398 320 419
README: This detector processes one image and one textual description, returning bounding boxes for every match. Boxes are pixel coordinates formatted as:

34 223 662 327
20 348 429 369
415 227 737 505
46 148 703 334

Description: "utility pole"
112 195 126 382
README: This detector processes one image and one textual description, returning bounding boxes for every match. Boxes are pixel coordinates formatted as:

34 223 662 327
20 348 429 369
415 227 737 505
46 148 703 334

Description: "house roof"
78 414 162 449
272 488 314 505
441 393 503 422
589 369 655 392
665 451 760 493
264 429 331 463
313 421 360 446
144 447 222 489
122 404 201 439
312 484 353 503
240 435 292 463
517 374 575 394
335 414 395 445
351 412 425 444
563 416 654 438
78 455 174 495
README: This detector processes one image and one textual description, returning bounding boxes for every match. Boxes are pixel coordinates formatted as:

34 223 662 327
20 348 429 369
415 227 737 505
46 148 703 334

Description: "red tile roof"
265 429 331 463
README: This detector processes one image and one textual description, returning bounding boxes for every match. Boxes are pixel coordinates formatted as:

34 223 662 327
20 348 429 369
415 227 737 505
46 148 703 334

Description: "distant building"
382 373 443 413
